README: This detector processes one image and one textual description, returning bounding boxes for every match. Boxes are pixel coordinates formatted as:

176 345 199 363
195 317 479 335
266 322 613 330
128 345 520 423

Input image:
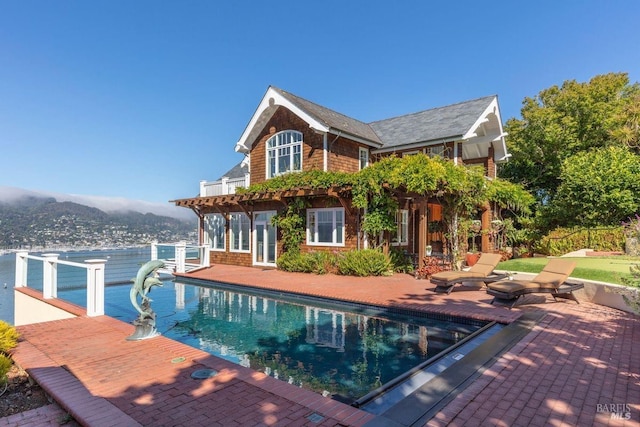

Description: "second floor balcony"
200 173 250 197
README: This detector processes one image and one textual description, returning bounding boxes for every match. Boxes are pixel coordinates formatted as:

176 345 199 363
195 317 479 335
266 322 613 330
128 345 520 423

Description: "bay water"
0 247 155 324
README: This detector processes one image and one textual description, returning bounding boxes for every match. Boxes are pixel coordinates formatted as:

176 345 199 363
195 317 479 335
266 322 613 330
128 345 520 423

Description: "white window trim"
204 213 226 251
229 212 250 253
266 130 303 178
392 209 409 246
402 150 420 157
359 147 369 170
253 211 277 267
306 207 345 247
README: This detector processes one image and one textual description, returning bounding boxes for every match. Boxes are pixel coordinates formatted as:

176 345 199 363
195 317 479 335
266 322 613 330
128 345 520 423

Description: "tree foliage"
551 146 640 227
500 72 640 203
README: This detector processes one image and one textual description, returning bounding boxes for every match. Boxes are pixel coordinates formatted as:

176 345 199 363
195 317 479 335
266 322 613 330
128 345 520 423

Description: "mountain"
0 186 193 220
0 193 197 250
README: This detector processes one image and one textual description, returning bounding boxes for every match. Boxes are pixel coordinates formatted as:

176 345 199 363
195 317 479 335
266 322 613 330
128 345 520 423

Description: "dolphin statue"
130 259 165 317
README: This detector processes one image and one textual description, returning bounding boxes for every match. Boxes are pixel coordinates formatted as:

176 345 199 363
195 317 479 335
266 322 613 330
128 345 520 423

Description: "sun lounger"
487 259 584 308
430 253 507 294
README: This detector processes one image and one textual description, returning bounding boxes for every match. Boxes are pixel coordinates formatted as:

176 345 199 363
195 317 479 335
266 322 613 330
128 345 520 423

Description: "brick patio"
4 265 639 426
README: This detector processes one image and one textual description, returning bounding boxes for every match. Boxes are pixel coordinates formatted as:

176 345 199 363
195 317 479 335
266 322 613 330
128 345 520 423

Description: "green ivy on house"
239 154 533 259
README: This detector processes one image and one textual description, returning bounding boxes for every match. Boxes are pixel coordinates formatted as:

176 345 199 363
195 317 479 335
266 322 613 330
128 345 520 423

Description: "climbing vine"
270 197 308 254
240 154 532 256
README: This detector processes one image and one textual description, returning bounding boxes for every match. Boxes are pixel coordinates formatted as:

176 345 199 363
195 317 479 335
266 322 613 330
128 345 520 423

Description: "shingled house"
174 86 509 268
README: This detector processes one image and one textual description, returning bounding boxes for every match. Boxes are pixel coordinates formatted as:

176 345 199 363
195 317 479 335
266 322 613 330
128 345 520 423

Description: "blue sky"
1 1 639 206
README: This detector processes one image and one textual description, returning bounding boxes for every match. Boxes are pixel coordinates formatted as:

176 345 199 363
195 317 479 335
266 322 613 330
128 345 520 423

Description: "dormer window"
267 130 303 178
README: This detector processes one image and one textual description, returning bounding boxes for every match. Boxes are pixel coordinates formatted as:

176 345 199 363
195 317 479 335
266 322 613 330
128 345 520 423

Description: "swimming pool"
59 279 487 404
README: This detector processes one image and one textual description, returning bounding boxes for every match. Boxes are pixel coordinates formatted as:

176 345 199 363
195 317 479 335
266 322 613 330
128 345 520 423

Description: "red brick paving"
0 403 81 427
425 303 640 427
4 265 640 426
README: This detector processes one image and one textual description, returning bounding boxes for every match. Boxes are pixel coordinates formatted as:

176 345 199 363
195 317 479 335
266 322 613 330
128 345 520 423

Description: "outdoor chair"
486 258 584 309
430 252 506 294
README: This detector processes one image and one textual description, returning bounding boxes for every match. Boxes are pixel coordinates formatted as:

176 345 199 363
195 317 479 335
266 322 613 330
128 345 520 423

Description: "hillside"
0 195 197 250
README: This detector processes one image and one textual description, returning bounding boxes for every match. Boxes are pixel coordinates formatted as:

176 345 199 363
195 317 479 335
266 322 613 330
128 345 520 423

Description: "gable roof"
235 86 509 163
271 87 382 145
369 96 497 149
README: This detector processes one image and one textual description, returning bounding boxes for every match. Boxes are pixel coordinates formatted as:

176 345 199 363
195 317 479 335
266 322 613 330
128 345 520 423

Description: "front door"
253 211 277 266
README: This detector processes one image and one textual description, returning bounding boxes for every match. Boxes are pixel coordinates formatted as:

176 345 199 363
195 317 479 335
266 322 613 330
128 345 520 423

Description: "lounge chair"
487 259 584 308
430 253 507 294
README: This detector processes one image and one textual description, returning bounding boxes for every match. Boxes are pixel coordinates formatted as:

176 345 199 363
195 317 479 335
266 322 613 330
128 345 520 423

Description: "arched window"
266 130 303 178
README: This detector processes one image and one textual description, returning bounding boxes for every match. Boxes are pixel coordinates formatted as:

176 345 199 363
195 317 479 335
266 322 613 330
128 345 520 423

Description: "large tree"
551 146 640 228
500 72 640 203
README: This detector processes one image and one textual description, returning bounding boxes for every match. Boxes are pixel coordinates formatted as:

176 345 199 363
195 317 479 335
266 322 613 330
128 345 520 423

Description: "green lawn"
497 256 639 285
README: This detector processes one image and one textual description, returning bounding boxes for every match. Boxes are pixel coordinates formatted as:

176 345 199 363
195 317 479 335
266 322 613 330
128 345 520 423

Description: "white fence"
200 174 250 197
15 251 107 317
13 243 209 320
151 241 210 273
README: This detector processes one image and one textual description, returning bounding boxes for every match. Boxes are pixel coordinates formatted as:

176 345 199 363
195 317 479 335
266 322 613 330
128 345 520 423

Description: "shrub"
622 264 640 288
0 354 11 382
537 227 625 256
337 249 392 277
622 214 640 239
305 251 338 275
277 251 337 274
0 321 18 354
389 248 414 274
0 320 19 381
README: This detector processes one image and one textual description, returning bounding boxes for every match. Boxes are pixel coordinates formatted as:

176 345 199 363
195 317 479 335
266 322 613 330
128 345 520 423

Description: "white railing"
15 251 107 317
151 241 210 273
200 174 250 196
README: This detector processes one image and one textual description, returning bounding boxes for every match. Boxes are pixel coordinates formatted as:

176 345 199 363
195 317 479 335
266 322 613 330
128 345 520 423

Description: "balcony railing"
200 174 250 197
15 251 107 317
151 241 210 273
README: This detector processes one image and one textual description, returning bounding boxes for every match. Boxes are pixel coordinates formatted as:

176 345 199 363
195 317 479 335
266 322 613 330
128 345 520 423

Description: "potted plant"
466 220 482 266
425 245 432 256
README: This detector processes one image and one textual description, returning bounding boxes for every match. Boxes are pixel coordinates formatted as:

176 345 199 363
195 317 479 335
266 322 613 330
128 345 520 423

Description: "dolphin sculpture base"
127 300 160 341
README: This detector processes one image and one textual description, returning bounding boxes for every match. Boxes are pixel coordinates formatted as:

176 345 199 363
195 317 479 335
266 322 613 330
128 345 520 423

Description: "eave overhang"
371 136 463 155
460 97 509 163
235 87 330 154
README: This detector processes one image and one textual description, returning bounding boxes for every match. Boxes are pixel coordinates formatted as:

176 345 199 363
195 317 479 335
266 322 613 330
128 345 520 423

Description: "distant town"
0 195 197 252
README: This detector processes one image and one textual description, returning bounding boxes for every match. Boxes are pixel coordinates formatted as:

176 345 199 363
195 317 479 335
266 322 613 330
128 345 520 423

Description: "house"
174 86 509 268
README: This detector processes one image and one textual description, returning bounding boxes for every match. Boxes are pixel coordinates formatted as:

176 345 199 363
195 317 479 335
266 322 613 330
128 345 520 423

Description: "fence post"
175 241 186 273
15 251 29 288
151 240 158 261
42 253 59 299
85 259 107 316
203 245 211 267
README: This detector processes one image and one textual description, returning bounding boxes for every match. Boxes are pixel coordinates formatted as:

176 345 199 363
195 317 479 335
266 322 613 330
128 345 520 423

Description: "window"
394 210 408 245
204 214 225 250
267 130 303 178
427 145 444 158
359 147 369 170
402 150 419 157
307 208 344 246
230 213 250 252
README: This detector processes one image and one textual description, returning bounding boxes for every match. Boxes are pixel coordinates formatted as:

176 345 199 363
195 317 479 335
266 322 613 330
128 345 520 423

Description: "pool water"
60 280 485 404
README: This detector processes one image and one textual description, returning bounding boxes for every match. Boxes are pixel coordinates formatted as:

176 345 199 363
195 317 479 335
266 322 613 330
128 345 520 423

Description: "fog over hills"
0 186 194 221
